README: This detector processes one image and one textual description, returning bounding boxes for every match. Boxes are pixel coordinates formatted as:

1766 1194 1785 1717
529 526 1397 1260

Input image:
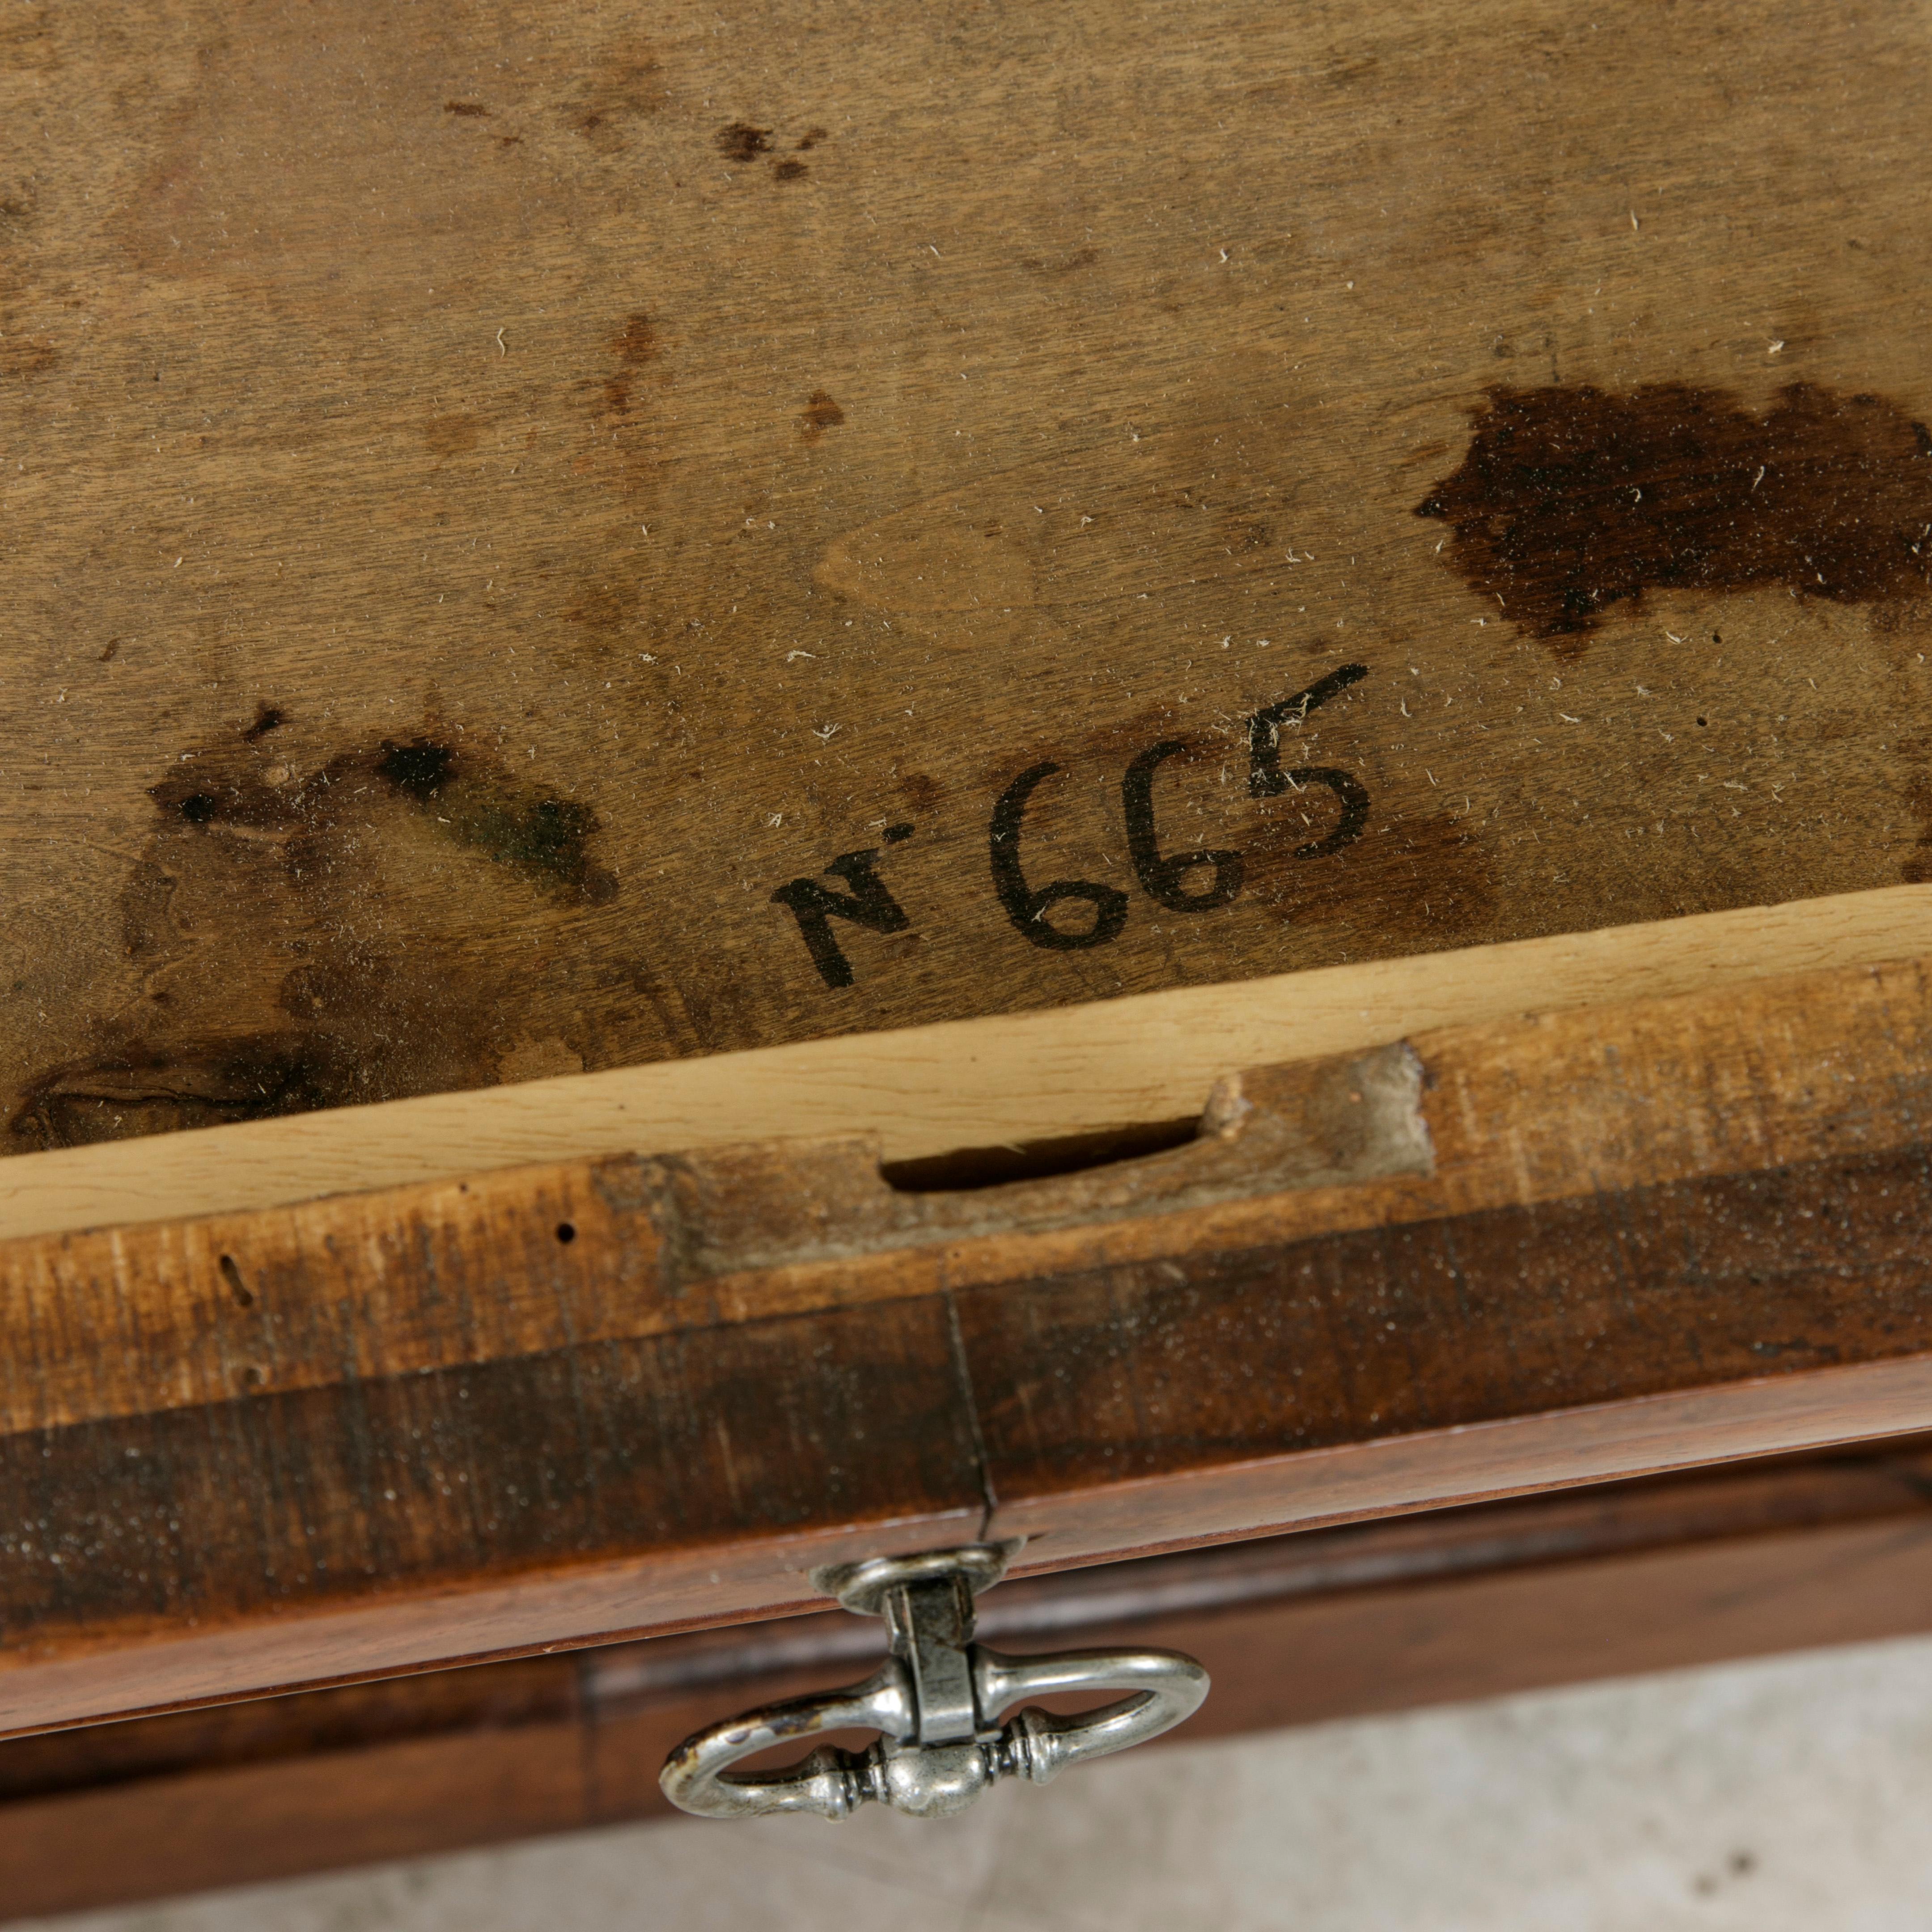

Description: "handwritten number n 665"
774 664 1373 985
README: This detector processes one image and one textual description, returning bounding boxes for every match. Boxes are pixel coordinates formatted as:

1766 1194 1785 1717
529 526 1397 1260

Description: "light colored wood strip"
3 886 1926 1244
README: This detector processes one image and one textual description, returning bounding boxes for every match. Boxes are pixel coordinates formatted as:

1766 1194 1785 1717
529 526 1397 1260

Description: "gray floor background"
25 1633 1932 1932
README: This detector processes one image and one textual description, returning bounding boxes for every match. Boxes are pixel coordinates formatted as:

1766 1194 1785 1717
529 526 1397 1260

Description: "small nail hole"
555 1222 577 1244
218 1254 255 1308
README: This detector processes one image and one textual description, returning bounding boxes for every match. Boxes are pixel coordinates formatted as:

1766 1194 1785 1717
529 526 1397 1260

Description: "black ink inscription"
989 763 1129 951
1123 741 1244 911
775 662 1377 987
771 826 915 988
1247 664 1369 790
1248 663 1373 857
1266 767 1370 858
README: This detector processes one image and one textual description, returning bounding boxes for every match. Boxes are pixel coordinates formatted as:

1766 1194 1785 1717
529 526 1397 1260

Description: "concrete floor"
27 1633 1932 1932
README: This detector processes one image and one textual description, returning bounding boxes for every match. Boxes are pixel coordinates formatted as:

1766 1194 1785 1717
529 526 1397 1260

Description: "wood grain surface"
5 0 1931 1160
9 1441 1932 1921
4 952 1932 1739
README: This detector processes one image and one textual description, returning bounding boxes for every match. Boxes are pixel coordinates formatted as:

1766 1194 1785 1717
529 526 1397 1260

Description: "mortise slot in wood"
880 1117 1201 1193
873 1048 1355 1195
642 1042 1433 1286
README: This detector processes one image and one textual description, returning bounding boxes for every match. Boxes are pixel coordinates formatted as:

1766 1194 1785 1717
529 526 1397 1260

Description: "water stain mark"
773 158 808 182
11 1036 336 1151
374 737 618 903
375 740 454 800
1416 383 1932 648
1247 800 1499 948
10 714 633 1152
899 770 943 811
563 575 638 636
444 100 491 118
148 730 618 906
611 313 659 365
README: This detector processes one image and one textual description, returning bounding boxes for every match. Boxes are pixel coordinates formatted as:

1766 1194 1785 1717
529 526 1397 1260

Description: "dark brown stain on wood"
1019 245 1101 276
1416 383 1932 647
1250 805 1499 950
715 122 772 162
372 737 617 902
772 158 808 182
8 1037 335 1151
898 769 942 810
798 390 844 439
563 573 640 636
610 313 659 366
423 414 483 457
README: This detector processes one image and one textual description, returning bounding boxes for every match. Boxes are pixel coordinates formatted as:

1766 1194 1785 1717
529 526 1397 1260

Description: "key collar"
811 1540 1025 1617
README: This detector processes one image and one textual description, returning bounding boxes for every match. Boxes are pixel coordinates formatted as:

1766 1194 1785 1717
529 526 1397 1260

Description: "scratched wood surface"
10 1441 1932 1920
5 953 1932 1738
4 0 1932 1156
